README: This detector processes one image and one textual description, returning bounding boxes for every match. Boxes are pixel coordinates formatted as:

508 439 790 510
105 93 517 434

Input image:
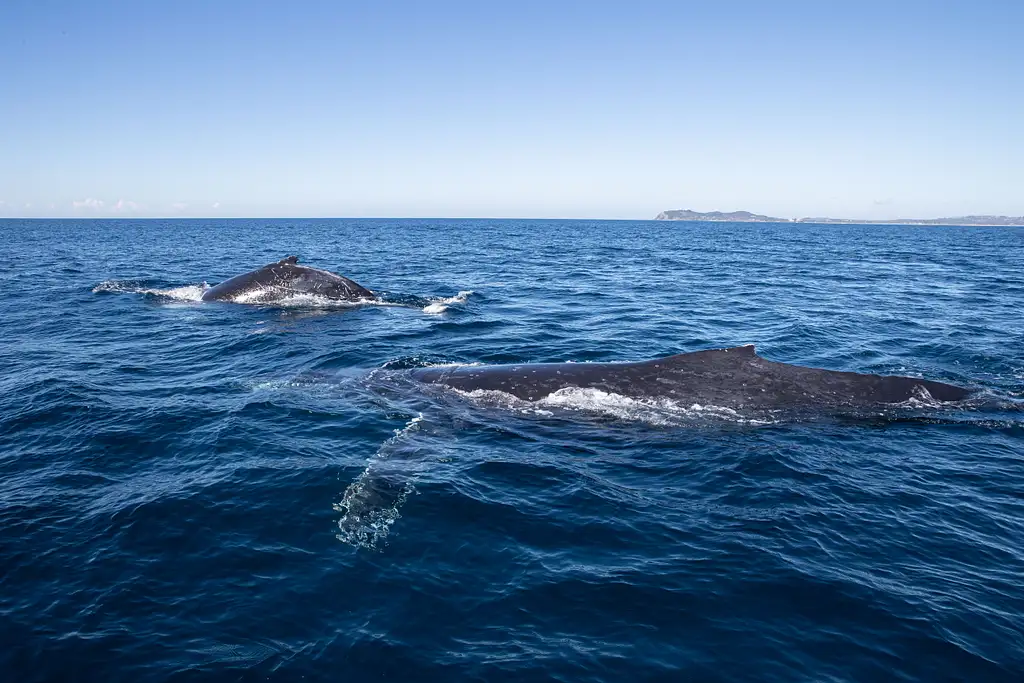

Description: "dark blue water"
2 218 1023 682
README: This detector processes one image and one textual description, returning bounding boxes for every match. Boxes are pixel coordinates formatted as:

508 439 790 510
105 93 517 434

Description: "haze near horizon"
1 0 1021 220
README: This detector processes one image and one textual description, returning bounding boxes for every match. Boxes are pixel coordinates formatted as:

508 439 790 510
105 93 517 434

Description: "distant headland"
654 209 1024 226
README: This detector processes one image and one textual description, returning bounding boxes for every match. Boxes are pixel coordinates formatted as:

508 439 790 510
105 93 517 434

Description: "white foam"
156 284 207 301
422 290 473 314
250 289 473 313
425 361 483 369
894 384 947 409
92 280 207 301
452 386 773 426
230 289 440 312
224 287 376 307
96 279 471 315
92 280 139 294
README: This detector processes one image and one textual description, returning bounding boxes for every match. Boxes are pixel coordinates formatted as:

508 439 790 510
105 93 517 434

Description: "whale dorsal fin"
278 256 298 265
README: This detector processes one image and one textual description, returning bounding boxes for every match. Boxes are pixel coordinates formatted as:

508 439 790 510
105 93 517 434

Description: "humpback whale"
409 345 970 410
338 346 973 548
201 256 373 303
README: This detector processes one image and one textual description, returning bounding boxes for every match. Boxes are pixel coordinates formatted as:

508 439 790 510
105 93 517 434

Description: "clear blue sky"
1 0 1021 219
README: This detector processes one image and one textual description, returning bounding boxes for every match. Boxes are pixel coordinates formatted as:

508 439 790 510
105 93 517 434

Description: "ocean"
1 218 1022 681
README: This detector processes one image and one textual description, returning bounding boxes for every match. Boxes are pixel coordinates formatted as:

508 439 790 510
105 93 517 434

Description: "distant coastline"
654 209 1024 226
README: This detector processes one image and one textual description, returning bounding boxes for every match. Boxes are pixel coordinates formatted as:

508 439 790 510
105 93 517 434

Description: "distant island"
655 210 784 222
654 209 1024 226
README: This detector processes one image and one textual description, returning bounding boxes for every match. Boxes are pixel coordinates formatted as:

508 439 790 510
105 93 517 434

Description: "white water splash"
227 287 473 312
228 289 384 308
422 290 473 314
894 384 948 409
95 279 471 315
92 280 207 301
453 386 775 426
153 284 207 301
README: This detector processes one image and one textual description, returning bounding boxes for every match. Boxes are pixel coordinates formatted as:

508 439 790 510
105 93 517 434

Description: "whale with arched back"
201 256 374 303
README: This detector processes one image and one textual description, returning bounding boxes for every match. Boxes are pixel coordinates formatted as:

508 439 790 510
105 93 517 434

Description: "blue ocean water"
1 218 1022 682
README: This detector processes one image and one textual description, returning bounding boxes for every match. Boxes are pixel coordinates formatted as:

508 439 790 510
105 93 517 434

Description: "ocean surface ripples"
1 218 1023 681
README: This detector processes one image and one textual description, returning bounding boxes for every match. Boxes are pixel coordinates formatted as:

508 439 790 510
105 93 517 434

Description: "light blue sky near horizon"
1 0 1021 219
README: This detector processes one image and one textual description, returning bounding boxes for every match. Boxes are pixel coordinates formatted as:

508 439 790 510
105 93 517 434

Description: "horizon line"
1 214 1023 225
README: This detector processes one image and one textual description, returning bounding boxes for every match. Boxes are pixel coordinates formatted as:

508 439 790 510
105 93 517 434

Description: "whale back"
409 345 971 408
201 256 373 302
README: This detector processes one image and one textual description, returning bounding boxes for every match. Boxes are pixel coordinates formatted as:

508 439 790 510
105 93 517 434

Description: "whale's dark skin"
409 345 970 410
201 256 373 303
